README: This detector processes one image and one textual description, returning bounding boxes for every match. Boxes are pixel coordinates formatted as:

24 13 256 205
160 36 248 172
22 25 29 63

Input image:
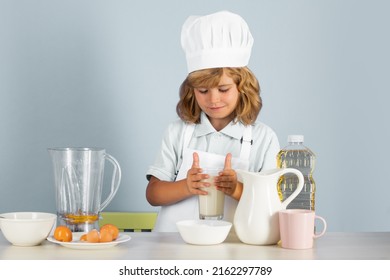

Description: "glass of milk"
198 168 225 220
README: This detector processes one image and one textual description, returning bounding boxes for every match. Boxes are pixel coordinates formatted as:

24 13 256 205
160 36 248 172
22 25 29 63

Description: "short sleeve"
146 120 185 181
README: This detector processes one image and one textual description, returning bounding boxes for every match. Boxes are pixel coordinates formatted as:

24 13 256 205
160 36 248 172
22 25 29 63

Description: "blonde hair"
176 67 261 125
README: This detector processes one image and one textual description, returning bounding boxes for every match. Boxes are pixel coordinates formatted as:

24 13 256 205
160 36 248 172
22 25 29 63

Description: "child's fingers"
192 152 200 168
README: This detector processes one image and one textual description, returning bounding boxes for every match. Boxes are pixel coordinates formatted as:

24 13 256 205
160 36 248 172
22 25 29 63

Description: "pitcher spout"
236 169 261 184
236 168 285 184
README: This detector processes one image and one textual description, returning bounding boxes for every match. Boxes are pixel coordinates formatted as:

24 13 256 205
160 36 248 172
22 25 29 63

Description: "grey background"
1 0 389 232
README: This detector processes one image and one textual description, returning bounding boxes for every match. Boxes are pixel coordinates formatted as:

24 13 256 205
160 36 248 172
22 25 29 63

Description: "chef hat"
181 11 254 73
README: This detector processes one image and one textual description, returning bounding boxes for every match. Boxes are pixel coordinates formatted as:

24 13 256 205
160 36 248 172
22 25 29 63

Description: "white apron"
153 124 252 232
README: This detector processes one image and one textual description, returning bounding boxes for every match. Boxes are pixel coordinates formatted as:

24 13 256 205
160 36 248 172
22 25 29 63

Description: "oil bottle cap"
288 135 304 143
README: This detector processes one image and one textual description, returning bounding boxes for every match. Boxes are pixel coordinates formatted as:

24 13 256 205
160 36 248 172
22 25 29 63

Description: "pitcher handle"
280 168 304 209
99 153 122 211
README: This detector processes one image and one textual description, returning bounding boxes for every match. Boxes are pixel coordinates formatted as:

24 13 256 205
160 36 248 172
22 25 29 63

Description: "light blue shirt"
147 112 280 181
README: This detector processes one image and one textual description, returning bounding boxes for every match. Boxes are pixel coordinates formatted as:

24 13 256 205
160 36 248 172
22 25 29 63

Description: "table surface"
1 231 390 260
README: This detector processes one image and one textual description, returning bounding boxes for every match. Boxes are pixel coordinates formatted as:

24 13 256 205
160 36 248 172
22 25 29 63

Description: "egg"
99 230 113 243
86 229 100 243
100 224 119 240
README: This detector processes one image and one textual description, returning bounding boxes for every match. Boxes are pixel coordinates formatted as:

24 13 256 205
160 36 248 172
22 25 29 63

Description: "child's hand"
186 152 209 195
215 153 238 196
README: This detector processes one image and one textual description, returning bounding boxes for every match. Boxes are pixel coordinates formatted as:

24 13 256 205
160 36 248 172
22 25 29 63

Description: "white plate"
47 232 131 250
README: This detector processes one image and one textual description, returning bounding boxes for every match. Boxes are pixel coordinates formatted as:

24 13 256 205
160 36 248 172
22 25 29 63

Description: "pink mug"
279 209 327 249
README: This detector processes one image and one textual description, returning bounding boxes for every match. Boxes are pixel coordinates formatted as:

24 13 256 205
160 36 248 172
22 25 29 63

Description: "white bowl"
0 212 57 246
176 220 232 245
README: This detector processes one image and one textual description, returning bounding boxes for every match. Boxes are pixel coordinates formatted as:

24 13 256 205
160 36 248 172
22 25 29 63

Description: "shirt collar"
194 112 245 140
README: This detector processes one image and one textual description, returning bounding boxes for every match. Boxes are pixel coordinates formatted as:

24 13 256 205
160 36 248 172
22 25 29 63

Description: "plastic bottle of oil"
277 135 316 210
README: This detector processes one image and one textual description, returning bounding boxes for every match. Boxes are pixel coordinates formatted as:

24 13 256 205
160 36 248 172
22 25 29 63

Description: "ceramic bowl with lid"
0 212 57 246
176 219 232 245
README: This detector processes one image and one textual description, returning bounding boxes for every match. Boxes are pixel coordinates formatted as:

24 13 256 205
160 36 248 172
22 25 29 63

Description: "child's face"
194 71 239 129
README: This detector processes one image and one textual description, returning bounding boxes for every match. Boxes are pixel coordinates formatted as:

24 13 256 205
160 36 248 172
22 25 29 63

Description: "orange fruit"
100 224 119 240
53 226 73 242
86 229 100 243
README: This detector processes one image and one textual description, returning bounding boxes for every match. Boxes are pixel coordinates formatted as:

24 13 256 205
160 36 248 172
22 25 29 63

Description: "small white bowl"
0 212 57 246
176 220 232 245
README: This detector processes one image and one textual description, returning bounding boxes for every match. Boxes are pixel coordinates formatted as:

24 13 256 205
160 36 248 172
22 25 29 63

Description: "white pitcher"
234 168 304 245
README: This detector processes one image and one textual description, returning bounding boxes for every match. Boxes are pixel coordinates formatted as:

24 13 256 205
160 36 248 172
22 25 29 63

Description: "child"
146 11 280 232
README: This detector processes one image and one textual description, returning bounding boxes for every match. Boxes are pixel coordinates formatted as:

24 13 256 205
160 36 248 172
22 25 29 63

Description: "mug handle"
314 215 327 238
99 153 122 211
280 168 304 209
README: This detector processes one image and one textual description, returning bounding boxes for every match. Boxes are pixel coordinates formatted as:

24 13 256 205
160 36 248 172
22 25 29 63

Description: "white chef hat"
181 11 254 73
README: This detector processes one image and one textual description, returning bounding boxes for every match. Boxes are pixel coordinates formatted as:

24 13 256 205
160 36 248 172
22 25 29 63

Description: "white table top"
1 231 390 260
